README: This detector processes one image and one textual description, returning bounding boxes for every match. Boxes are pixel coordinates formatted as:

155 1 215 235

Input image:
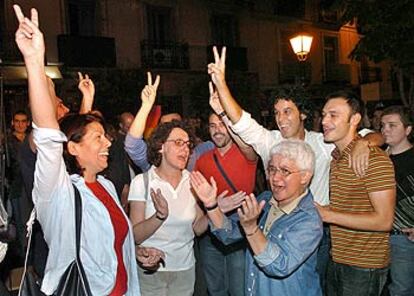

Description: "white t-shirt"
231 111 334 205
128 166 196 271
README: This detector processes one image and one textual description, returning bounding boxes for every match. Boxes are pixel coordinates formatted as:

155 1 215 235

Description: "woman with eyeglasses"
128 73 208 296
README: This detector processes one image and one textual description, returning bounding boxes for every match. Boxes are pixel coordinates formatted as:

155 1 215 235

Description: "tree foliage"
333 0 414 108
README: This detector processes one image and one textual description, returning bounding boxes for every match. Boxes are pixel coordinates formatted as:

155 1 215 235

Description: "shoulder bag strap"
143 171 149 200
72 184 92 295
213 153 237 193
72 184 82 260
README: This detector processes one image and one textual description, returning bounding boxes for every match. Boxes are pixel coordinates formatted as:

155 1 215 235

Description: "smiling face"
68 121 112 178
208 113 232 149
274 99 305 140
381 113 412 148
268 154 311 206
322 98 361 150
160 127 191 171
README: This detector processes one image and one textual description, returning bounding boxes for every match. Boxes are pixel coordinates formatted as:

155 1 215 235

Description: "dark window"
273 0 305 18
147 5 174 43
211 14 238 46
0 0 4 51
68 0 96 36
324 36 338 66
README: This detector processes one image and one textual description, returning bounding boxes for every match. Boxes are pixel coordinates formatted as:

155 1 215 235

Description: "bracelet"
155 213 167 221
205 203 218 211
218 111 227 118
246 226 259 237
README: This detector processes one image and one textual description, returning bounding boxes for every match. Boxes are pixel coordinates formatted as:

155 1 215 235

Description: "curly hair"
147 120 195 167
59 112 107 175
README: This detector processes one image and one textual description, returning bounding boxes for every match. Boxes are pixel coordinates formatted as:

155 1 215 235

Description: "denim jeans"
388 234 414 296
316 225 331 295
200 232 245 296
327 260 388 296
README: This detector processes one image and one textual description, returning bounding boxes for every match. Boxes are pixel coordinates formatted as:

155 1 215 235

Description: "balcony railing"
207 45 248 71
278 62 311 84
141 40 189 69
360 67 382 84
0 32 23 62
324 64 351 83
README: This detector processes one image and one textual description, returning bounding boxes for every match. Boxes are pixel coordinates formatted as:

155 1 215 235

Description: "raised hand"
136 246 165 269
141 72 160 109
190 171 218 208
237 194 265 234
150 188 168 220
218 190 247 214
209 82 224 115
13 5 44 62
78 72 95 99
207 46 226 89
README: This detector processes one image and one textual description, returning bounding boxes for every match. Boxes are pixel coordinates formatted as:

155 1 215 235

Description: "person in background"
194 84 257 296
381 105 414 296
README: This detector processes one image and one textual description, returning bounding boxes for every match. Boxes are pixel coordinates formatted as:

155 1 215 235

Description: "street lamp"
289 33 313 62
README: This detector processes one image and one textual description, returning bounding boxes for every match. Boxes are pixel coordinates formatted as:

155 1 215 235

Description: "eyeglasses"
267 165 301 177
165 139 194 149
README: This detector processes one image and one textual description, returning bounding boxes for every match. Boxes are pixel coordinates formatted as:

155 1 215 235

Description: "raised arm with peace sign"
207 46 244 125
13 5 44 63
127 72 161 138
13 5 58 129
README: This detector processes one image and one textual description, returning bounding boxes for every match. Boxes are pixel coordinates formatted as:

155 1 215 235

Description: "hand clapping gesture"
237 194 265 235
150 188 169 221
190 171 218 208
217 190 247 214
13 5 44 62
207 46 227 89
141 72 160 109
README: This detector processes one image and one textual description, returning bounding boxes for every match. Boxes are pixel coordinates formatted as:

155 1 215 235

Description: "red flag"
144 105 161 139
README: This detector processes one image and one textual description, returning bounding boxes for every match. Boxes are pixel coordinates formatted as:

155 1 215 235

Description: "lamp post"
289 33 313 85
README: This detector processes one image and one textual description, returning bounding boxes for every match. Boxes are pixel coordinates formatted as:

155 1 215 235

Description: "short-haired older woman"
128 74 208 296
191 139 323 296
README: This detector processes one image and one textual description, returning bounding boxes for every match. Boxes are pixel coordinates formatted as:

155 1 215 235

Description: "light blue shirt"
32 125 140 296
212 190 323 296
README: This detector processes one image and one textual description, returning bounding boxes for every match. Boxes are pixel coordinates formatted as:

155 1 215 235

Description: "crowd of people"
0 4 412 296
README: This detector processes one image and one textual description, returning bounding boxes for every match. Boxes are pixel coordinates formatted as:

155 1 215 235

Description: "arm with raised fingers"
13 5 57 129
78 72 95 114
207 46 243 124
128 72 160 138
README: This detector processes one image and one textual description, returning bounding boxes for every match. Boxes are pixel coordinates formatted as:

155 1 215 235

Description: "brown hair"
147 120 195 167
59 112 107 175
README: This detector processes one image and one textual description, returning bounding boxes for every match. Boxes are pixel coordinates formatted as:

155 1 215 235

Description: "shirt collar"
331 135 362 161
269 188 309 214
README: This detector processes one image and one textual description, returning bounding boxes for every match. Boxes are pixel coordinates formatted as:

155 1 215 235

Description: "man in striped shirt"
316 90 396 296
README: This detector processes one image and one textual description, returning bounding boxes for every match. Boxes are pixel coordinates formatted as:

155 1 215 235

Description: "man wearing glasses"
191 140 323 296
